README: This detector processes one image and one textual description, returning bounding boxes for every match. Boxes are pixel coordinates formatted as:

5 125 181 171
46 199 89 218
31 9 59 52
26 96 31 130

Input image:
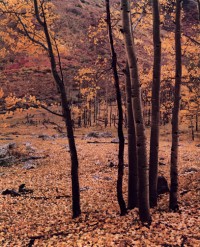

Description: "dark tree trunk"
197 0 200 20
149 0 162 208
121 0 151 223
169 0 182 211
125 63 138 209
196 112 198 131
105 0 127 216
33 0 81 218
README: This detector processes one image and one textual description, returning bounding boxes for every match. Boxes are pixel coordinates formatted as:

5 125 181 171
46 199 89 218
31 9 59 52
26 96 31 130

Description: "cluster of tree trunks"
1 0 184 223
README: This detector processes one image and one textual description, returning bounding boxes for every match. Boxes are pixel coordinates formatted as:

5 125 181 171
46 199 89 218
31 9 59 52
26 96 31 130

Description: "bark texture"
34 0 81 218
105 0 127 216
125 63 138 209
121 0 151 223
169 0 182 211
149 0 162 208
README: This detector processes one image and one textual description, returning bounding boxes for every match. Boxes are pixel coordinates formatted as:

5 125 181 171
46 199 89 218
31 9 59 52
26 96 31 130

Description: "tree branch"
16 14 48 51
40 104 63 117
183 33 200 46
33 0 44 26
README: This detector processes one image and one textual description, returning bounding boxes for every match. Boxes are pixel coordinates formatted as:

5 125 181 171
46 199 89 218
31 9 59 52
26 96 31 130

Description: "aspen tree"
121 0 151 223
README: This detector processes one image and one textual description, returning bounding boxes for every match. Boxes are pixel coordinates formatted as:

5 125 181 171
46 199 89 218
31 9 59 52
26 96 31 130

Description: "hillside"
0 0 199 102
0 0 106 100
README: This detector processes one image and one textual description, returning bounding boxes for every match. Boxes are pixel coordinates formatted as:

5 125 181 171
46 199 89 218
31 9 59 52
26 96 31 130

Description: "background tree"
105 0 127 216
149 0 162 208
125 63 138 209
169 0 182 211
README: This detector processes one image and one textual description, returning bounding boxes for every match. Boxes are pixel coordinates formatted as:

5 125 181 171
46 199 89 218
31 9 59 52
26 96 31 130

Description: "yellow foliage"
0 88 4 98
0 0 65 59
5 94 20 109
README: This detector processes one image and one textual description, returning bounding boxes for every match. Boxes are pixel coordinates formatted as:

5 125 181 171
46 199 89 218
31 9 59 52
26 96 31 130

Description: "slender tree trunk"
197 0 200 21
110 102 112 127
105 0 127 216
125 63 138 209
169 0 182 211
121 0 151 223
33 0 81 218
149 0 162 208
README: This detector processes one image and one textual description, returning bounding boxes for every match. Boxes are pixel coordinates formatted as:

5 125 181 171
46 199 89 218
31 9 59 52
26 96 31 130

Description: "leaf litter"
0 123 199 247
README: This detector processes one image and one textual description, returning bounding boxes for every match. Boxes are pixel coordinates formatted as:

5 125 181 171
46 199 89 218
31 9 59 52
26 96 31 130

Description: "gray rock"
0 143 16 166
85 132 100 138
99 132 113 138
38 135 54 140
0 144 10 158
183 167 198 173
111 138 119 143
85 131 113 139
80 186 91 192
0 137 14 141
23 161 36 170
0 157 14 167
24 142 36 152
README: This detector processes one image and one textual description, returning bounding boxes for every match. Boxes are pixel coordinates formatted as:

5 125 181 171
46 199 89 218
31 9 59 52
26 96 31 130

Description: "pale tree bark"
125 63 138 209
105 0 127 215
33 0 81 218
149 0 162 208
169 0 182 211
121 0 151 223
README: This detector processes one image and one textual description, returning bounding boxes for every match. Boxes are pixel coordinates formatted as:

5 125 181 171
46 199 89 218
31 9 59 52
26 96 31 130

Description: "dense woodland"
0 0 199 246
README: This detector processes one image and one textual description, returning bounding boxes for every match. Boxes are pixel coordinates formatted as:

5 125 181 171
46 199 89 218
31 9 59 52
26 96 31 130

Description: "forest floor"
0 109 200 247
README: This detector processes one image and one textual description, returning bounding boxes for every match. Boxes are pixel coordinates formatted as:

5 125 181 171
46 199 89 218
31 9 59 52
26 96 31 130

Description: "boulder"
85 131 113 139
0 143 16 166
157 176 169 195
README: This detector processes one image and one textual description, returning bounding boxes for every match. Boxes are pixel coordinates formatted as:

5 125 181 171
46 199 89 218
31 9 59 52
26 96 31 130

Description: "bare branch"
40 104 63 117
183 33 200 46
132 1 149 31
16 14 48 51
53 36 64 83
